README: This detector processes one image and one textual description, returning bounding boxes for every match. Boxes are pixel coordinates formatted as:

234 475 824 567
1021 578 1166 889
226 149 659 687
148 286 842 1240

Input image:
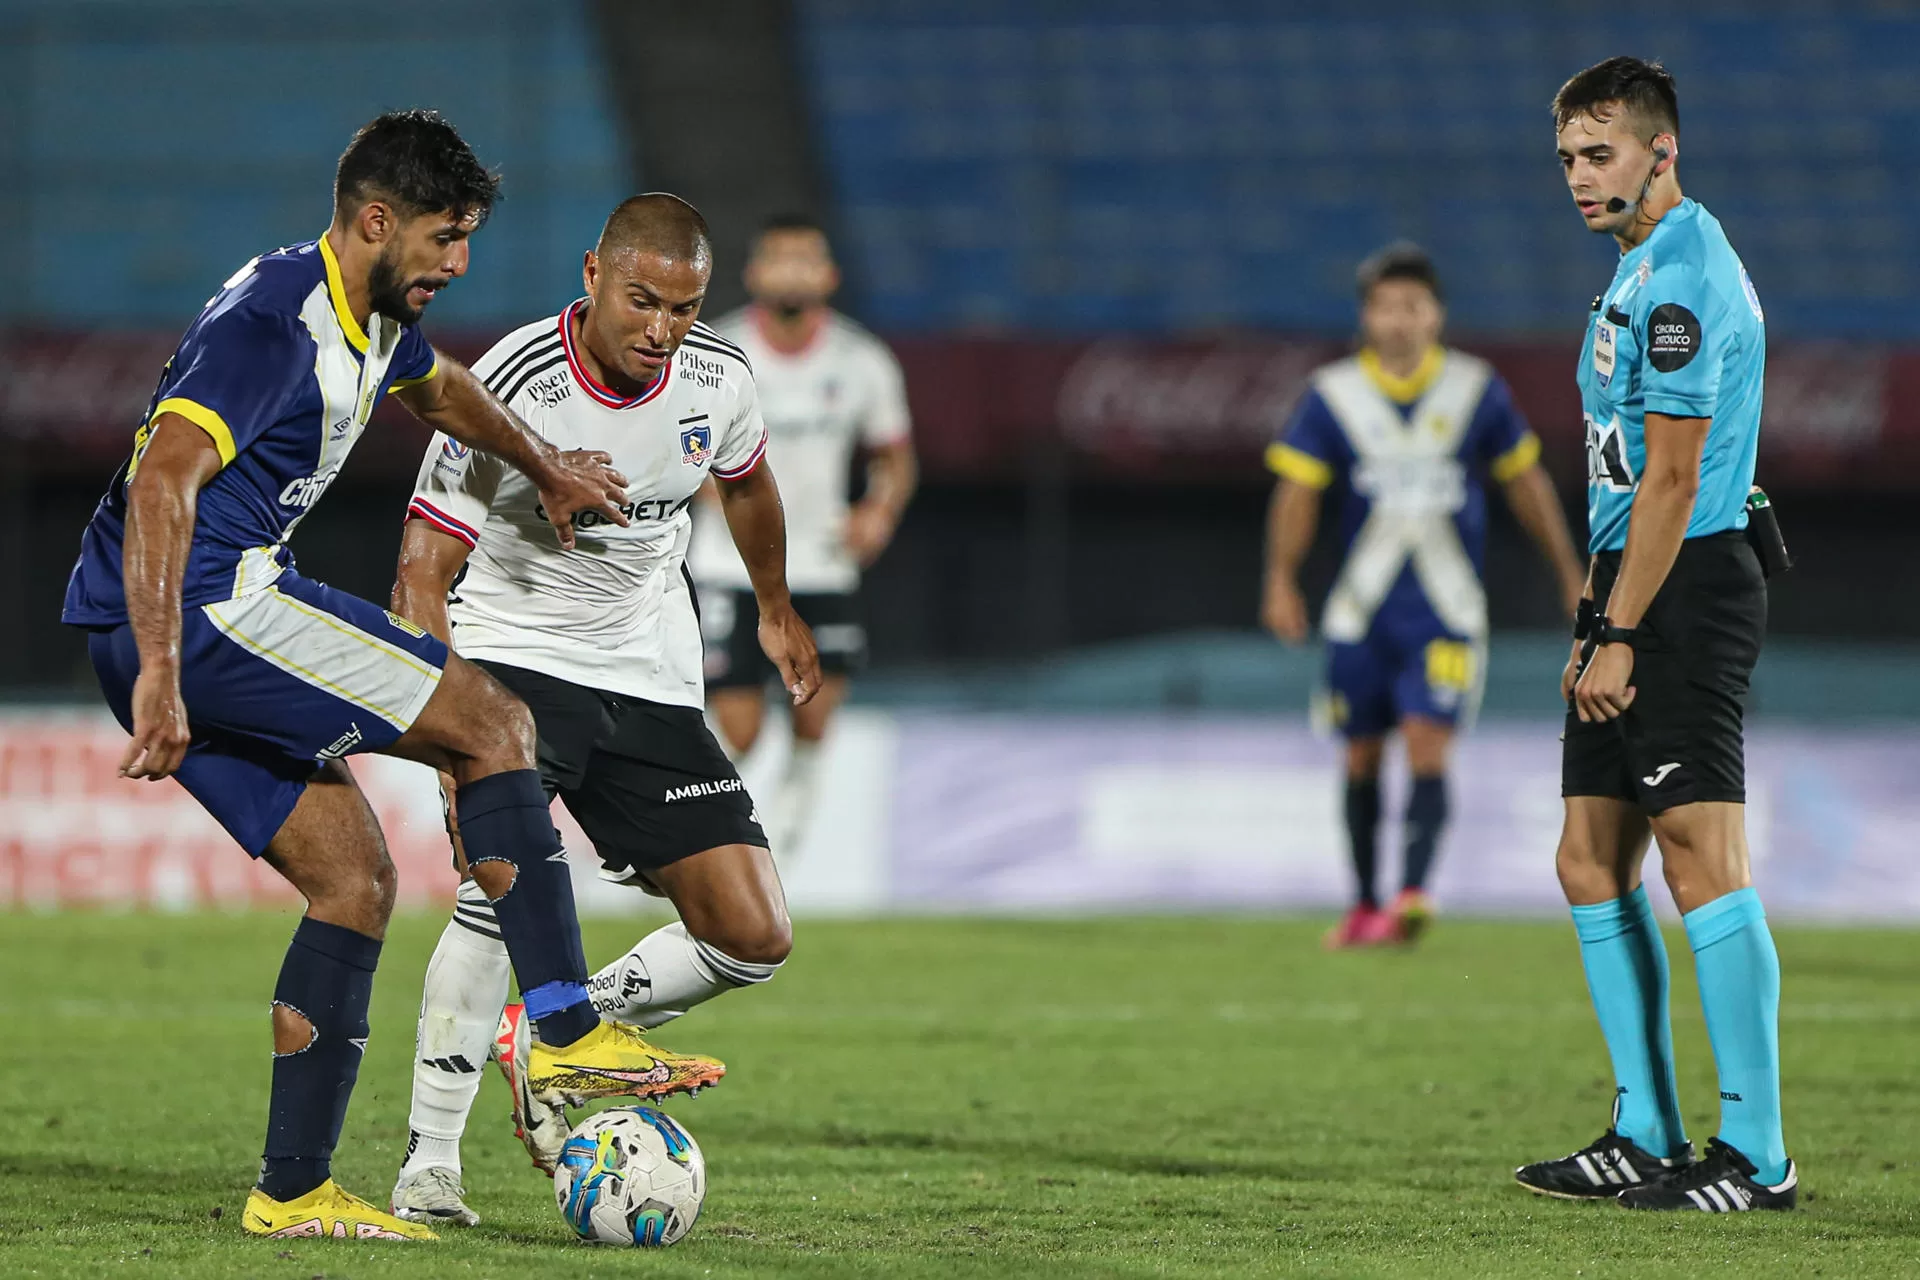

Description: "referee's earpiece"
1606 142 1674 214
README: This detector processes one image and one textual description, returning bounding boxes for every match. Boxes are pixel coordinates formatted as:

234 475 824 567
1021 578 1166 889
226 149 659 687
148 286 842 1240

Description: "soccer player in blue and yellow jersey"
1262 245 1585 948
1514 58 1796 1212
61 112 802 1242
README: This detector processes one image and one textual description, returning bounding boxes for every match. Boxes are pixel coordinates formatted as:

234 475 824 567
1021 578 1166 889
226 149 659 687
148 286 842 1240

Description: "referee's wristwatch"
1591 615 1637 648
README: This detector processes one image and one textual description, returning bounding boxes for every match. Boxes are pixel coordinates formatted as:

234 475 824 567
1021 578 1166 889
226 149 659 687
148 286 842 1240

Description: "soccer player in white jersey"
1263 244 1586 948
687 214 917 856
387 194 821 1226
61 113 718 1244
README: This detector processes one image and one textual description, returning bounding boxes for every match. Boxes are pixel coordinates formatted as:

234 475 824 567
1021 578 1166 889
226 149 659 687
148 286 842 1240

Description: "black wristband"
1573 597 1596 641
1592 615 1637 647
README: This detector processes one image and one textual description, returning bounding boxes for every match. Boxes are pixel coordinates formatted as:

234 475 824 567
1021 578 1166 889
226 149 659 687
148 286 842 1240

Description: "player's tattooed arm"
714 462 824 706
1260 479 1321 645
1574 412 1710 723
844 439 918 567
118 416 226 780
393 353 630 551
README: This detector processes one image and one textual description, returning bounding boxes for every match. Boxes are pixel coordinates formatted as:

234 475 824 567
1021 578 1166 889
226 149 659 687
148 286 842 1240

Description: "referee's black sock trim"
1401 774 1450 892
1343 776 1383 908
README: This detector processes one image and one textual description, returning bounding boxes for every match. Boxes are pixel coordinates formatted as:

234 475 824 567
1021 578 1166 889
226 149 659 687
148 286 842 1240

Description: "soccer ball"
552 1106 706 1246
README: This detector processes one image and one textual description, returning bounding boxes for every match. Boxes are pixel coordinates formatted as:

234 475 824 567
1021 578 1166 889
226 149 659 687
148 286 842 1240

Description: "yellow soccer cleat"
243 1178 438 1241
528 1018 726 1109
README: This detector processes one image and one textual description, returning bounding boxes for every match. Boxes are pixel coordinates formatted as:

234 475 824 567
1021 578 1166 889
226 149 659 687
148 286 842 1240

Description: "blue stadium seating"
0 0 629 326
796 2 1918 338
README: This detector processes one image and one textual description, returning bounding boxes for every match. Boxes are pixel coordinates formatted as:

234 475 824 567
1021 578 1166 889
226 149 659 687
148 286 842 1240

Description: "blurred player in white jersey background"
689 215 917 858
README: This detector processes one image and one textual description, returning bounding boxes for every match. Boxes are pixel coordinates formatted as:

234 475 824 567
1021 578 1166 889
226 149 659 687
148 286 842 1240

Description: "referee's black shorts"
475 659 766 879
1562 531 1766 816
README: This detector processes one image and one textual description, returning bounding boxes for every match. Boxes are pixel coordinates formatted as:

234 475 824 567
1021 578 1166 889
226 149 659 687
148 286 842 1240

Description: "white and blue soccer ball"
552 1106 706 1247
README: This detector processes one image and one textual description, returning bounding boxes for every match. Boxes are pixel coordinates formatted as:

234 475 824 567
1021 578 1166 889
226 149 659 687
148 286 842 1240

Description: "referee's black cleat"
1514 1129 1692 1200
1616 1137 1797 1212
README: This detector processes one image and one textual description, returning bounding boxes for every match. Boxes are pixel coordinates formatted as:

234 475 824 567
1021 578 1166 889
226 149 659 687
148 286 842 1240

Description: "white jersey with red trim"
407 304 765 706
687 307 911 594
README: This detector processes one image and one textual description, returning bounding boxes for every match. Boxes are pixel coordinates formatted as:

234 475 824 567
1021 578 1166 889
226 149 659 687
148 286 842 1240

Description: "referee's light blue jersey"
1577 198 1765 554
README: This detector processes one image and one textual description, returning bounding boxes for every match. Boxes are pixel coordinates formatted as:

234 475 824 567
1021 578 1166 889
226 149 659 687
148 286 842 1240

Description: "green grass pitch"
3 911 1919 1278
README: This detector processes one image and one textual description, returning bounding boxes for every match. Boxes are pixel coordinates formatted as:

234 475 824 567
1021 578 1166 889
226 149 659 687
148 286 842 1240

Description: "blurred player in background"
1262 244 1586 948
1516 57 1794 1213
689 214 916 858
389 194 819 1226
58 111 676 1243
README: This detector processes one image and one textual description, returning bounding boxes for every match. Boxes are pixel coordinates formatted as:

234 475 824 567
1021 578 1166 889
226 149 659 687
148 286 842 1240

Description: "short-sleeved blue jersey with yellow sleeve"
1578 199 1765 554
1266 346 1540 641
61 237 439 626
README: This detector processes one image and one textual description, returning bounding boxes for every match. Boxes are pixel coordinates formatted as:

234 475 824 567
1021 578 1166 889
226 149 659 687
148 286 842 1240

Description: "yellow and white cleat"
242 1178 437 1241
528 1017 726 1109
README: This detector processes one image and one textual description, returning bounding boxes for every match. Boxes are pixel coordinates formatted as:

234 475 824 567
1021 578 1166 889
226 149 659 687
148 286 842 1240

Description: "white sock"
399 881 511 1180
769 738 823 856
588 921 782 1027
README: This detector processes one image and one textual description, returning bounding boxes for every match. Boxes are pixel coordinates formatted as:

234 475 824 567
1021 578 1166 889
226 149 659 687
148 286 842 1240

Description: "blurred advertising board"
9 708 1920 921
4 330 1913 489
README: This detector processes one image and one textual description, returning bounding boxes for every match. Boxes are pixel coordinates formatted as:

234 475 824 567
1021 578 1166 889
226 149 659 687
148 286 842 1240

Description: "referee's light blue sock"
1570 886 1687 1158
1683 886 1788 1184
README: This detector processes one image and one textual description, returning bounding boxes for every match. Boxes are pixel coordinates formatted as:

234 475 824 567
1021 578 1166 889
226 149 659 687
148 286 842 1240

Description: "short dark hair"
1552 56 1679 139
759 212 827 237
1356 241 1442 304
595 192 712 266
334 109 500 226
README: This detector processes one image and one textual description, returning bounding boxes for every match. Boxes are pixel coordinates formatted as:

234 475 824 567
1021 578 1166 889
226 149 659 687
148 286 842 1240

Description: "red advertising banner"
5 328 1913 490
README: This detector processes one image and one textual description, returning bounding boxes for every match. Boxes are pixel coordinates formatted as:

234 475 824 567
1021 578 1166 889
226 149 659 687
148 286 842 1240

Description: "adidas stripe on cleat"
1514 1129 1692 1200
1616 1138 1798 1212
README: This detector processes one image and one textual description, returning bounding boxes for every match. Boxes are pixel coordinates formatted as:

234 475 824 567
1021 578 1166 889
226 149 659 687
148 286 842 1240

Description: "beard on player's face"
367 240 453 326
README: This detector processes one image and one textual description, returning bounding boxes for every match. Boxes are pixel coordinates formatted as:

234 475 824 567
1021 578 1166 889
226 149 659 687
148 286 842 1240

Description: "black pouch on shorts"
1744 486 1792 578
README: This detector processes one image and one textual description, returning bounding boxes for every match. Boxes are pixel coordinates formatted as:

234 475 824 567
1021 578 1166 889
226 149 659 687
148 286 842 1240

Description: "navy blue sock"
457 769 597 1047
1343 776 1382 907
1400 775 1449 892
258 917 381 1202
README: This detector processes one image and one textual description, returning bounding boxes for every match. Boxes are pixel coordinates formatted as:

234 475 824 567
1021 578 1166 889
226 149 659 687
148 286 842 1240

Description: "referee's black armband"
1574 597 1597 641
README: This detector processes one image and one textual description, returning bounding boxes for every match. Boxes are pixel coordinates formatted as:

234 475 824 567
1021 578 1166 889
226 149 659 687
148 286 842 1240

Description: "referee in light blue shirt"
1513 57 1796 1213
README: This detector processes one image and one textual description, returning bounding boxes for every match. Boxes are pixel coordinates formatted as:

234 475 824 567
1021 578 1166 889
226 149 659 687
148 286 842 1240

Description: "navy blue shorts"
87 572 448 856
1324 616 1484 738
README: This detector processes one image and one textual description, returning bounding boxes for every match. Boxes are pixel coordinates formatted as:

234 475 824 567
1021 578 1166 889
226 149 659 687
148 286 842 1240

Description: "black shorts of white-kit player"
479 659 766 879
704 588 867 691
1561 531 1766 815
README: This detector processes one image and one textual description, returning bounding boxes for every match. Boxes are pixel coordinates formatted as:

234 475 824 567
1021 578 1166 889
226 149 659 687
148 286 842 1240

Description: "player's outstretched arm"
393 354 629 551
119 417 226 780
844 439 918 567
1260 478 1320 645
1573 412 1710 723
1499 462 1588 618
715 462 823 706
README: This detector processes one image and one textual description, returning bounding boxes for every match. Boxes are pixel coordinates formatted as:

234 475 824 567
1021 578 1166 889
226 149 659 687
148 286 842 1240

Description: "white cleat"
390 1166 479 1228
494 1003 569 1174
